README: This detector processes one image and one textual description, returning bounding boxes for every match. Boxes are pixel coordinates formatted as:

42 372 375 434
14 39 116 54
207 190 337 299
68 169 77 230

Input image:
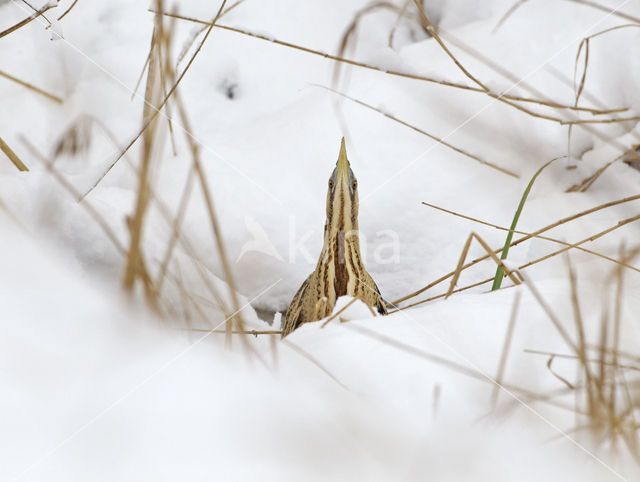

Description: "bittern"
282 138 387 337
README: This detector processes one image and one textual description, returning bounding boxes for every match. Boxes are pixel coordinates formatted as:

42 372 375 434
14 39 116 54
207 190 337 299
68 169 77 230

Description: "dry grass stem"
492 0 528 33
282 340 349 390
524 350 640 373
154 166 195 292
0 136 29 171
171 91 247 339
348 324 580 413
447 231 521 299
56 0 79 21
188 328 282 336
538 254 640 457
321 298 358 328
20 137 126 256
492 291 521 407
567 24 640 155
546 355 576 389
122 5 164 306
388 0 414 48
0 196 26 229
333 1 409 90
567 254 597 410
0 69 63 104
566 149 632 193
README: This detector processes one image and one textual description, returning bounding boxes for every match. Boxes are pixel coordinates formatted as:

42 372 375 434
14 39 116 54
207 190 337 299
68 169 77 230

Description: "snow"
2 225 636 481
2 0 640 480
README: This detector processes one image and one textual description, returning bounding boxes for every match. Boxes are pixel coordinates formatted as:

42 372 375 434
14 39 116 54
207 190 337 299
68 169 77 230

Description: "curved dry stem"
492 0 529 34
440 29 634 128
333 1 404 90
388 0 416 48
57 0 79 21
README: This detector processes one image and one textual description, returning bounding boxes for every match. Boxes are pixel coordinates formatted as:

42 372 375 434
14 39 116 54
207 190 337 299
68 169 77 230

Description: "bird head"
325 138 359 234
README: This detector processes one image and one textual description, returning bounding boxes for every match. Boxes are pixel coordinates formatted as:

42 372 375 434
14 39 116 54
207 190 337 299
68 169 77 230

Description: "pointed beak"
336 137 350 184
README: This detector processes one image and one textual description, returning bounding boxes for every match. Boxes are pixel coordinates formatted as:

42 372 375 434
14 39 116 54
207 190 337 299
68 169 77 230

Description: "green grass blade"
492 156 564 290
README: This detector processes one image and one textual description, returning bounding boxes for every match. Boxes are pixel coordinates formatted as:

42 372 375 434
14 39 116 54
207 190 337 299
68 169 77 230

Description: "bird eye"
352 180 357 190
328 179 334 189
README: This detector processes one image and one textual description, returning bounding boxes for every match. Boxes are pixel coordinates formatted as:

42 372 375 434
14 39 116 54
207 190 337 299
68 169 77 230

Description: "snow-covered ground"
2 0 640 480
